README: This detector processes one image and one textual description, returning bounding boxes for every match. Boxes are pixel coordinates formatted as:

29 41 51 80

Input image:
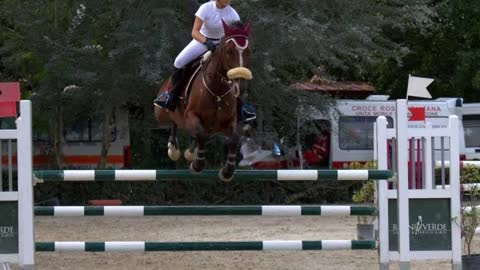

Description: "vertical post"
441 138 446 188
409 138 414 189
431 137 435 189
17 101 35 269
376 116 389 270
448 116 461 270
0 141 2 191
396 100 410 270
8 140 12 191
296 115 304 169
416 139 421 189
423 123 433 190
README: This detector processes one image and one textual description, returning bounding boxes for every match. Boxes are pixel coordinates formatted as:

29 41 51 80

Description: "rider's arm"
192 17 207 43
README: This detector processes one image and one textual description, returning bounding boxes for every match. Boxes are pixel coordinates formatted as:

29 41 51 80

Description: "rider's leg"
154 67 185 111
154 39 208 111
237 98 257 135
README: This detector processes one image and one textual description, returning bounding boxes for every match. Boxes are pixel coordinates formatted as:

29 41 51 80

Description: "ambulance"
308 95 466 168
462 102 480 160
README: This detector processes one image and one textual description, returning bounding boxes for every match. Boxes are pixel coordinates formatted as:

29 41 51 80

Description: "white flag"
407 75 433 99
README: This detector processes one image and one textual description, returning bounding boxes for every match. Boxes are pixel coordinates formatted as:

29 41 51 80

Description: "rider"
154 0 256 125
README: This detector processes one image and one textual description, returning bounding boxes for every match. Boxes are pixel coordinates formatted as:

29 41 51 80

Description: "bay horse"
154 21 252 182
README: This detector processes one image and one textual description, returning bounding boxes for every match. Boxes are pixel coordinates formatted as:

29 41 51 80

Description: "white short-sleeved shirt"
195 1 240 39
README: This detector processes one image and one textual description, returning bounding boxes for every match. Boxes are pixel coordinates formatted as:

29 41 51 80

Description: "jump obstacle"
34 205 376 216
0 99 462 270
33 169 392 182
34 240 376 252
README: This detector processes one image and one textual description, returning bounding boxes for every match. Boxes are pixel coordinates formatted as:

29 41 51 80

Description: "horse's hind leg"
167 122 181 161
184 137 197 161
185 113 207 173
221 138 229 166
219 130 240 182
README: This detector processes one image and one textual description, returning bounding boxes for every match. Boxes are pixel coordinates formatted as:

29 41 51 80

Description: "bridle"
201 34 249 110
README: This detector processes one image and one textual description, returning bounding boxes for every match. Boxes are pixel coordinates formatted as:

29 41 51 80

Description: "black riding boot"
154 67 185 111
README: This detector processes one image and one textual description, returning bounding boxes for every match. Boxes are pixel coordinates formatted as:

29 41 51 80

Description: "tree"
233 0 436 139
1 0 438 167
1 0 85 167
0 0 190 168
373 0 480 101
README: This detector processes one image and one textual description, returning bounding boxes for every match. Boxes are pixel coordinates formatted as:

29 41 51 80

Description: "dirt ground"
8 215 472 270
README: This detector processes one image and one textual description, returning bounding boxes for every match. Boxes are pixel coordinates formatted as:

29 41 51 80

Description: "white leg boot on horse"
184 138 198 161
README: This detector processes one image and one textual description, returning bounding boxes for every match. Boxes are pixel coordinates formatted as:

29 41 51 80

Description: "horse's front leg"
185 112 207 173
221 138 230 167
219 127 240 182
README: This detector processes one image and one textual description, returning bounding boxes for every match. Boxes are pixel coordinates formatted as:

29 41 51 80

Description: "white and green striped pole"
34 205 376 217
33 169 393 182
36 240 376 252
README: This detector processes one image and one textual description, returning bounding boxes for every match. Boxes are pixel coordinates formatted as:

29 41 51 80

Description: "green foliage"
373 0 480 101
350 161 377 203
350 161 377 224
460 165 480 256
0 0 439 168
233 0 436 138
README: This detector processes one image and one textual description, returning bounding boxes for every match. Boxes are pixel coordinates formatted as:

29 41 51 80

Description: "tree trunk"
53 101 64 168
97 104 113 169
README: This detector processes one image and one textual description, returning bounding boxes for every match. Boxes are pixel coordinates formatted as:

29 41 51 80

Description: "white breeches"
174 39 219 68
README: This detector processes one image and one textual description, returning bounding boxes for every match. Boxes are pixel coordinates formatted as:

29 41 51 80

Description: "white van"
240 95 468 170
462 103 480 160
308 95 466 168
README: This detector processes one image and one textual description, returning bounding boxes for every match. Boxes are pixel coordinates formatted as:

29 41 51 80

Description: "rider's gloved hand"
204 38 217 51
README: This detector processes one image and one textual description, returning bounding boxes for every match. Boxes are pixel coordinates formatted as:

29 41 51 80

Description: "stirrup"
241 103 256 122
154 92 172 109
273 142 283 157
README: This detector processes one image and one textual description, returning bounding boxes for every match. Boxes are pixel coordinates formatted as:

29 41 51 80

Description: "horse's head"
216 20 253 97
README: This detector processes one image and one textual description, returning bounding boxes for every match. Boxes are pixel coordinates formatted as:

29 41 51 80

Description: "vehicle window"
463 115 480 147
65 113 116 142
65 119 90 141
339 116 393 150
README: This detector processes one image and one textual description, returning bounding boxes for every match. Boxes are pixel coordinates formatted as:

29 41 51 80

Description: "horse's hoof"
184 148 197 161
190 162 202 174
168 148 181 161
218 168 234 182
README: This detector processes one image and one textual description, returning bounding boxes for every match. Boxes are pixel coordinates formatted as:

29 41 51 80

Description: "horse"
154 21 252 182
